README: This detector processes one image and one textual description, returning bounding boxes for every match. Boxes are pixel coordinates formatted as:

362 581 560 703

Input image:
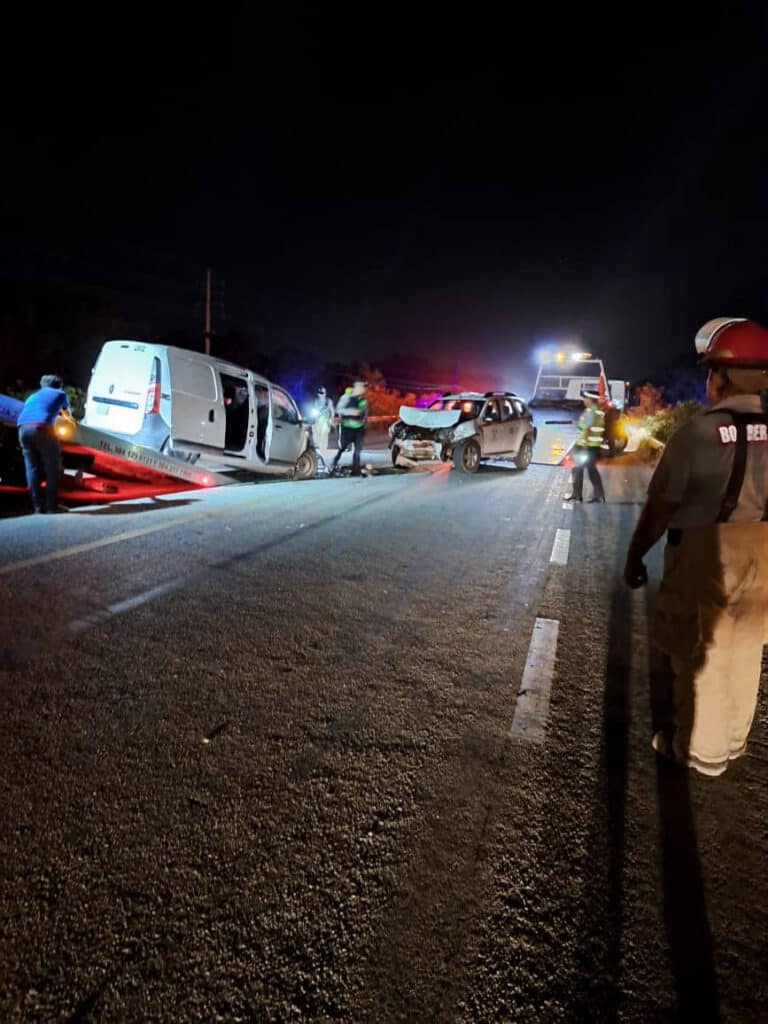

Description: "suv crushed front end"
388 407 476 466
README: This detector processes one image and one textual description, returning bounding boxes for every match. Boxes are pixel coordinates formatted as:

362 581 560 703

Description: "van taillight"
146 357 161 415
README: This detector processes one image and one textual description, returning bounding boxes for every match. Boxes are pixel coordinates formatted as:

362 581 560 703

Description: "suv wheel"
453 439 481 474
514 436 533 470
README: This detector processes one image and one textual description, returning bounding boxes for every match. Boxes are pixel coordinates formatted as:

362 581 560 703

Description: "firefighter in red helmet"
625 318 768 776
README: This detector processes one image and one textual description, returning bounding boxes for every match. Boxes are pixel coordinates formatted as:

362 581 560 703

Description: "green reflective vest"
340 393 368 430
577 408 605 448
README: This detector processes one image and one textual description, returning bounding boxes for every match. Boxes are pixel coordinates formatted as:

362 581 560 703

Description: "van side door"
220 372 251 454
168 350 226 450
252 381 271 461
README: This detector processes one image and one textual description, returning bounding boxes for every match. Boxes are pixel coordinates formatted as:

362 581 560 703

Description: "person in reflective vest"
625 317 768 776
564 391 606 502
330 380 368 476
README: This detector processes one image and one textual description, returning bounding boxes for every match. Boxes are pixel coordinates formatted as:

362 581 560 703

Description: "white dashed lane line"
549 528 571 565
510 617 560 742
68 579 185 633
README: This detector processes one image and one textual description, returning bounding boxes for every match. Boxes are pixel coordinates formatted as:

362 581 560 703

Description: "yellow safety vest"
577 408 605 448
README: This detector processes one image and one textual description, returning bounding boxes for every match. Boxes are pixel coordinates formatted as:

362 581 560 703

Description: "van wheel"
514 437 533 470
294 449 318 480
453 439 481 474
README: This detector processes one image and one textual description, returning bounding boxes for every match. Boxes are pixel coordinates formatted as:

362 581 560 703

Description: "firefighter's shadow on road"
570 575 720 1022
645 590 722 1023
570 576 634 1018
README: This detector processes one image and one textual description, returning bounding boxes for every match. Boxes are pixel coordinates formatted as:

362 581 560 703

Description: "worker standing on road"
624 318 768 777
17 374 72 514
564 391 606 502
312 386 335 453
330 380 368 477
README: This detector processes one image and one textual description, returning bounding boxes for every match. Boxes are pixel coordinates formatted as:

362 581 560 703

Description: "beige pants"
314 419 331 453
653 522 768 768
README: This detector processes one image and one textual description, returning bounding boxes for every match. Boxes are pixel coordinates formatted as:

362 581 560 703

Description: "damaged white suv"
388 392 537 474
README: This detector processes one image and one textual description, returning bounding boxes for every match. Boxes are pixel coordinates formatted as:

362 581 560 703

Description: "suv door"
514 399 534 450
479 399 504 454
498 397 524 454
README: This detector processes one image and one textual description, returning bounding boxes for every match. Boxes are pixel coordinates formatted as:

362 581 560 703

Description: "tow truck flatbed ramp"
530 411 578 465
59 421 231 488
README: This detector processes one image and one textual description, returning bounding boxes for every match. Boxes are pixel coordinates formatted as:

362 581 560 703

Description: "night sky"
3 3 767 393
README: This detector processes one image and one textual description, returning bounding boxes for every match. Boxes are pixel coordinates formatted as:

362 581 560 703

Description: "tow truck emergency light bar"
537 350 593 363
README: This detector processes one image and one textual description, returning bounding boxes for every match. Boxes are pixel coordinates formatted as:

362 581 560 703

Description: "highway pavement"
0 457 766 1022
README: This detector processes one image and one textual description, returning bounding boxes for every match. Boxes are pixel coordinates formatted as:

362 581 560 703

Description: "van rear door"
84 341 155 436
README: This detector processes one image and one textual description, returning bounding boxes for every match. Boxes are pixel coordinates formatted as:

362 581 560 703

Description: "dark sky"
3 3 768 391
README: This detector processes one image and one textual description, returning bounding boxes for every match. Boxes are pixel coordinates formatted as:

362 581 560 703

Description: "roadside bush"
365 386 419 419
622 385 703 462
2 383 85 420
644 400 703 444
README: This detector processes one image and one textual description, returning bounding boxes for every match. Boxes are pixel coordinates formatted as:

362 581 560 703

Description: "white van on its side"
82 341 317 479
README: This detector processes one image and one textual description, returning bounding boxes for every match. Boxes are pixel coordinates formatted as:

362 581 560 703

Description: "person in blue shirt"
17 374 72 513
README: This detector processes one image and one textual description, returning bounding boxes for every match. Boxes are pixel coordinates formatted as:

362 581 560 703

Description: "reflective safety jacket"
337 390 368 430
576 407 605 448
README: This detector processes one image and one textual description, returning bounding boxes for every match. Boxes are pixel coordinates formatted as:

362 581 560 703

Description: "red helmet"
695 317 768 368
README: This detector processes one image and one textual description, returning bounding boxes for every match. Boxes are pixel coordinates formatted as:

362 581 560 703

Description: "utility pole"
204 267 212 355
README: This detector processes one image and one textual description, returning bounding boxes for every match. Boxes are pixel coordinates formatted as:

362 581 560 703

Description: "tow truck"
0 393 232 506
528 350 629 465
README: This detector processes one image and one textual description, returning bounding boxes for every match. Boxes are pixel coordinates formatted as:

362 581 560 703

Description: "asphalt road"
1 458 766 1023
